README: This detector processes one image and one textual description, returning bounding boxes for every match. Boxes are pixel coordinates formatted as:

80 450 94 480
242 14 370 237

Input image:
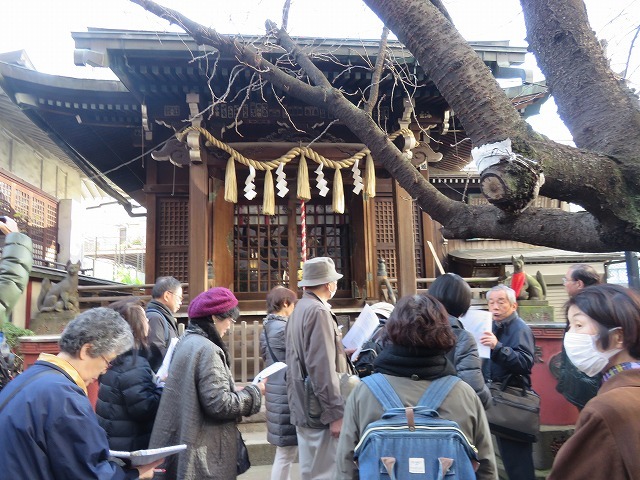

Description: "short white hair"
487 284 517 304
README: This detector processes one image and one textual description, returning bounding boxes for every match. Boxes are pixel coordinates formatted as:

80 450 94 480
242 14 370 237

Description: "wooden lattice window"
298 202 351 291
375 196 425 280
0 172 57 265
233 201 352 294
375 198 397 279
234 204 290 293
156 196 189 280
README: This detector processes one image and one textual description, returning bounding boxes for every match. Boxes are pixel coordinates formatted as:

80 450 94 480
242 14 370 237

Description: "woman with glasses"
149 287 266 479
549 284 640 479
0 307 162 479
96 297 163 452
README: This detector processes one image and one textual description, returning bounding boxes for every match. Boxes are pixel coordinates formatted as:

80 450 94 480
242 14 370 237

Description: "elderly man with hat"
286 257 351 480
149 287 265 479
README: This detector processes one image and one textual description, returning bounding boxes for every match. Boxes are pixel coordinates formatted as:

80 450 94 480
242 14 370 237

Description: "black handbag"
486 375 540 443
236 428 251 475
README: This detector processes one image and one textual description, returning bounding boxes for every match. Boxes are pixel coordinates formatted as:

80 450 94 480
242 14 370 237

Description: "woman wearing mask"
549 284 640 479
260 286 298 480
97 297 163 451
149 287 265 479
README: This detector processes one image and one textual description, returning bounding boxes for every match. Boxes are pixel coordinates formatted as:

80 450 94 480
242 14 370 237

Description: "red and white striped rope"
300 200 307 262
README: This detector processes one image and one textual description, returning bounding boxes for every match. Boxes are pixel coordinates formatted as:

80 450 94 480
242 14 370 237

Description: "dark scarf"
188 316 231 367
374 344 456 380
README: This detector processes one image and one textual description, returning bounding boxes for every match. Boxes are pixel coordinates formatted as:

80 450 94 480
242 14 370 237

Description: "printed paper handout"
342 304 380 361
252 361 287 384
459 309 493 359
109 444 187 467
154 337 179 385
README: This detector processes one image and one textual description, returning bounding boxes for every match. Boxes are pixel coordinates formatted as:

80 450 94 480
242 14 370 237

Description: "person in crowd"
146 276 182 371
286 257 350 480
97 297 163 451
149 287 265 479
0 215 33 324
351 302 395 378
480 285 536 480
335 294 497 479
428 273 491 408
260 286 299 480
556 264 602 410
0 307 162 479
549 284 640 479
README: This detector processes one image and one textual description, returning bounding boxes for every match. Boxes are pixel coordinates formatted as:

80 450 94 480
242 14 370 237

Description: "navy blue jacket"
0 360 137 480
485 312 535 388
97 349 163 451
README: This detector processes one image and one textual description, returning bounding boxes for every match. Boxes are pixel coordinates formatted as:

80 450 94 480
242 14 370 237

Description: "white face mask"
564 331 622 377
328 282 337 300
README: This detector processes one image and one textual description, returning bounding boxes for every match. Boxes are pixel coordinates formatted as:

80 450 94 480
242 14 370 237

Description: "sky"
0 0 638 145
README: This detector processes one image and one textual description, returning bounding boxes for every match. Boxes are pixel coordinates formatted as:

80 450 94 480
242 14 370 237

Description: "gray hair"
487 284 517 304
59 307 133 358
151 276 181 299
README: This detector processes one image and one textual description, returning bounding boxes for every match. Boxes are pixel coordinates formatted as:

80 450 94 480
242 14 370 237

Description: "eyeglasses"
167 291 183 302
562 277 573 285
100 354 113 370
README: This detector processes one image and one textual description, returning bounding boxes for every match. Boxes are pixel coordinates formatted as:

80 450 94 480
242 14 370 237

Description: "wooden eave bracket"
187 93 204 164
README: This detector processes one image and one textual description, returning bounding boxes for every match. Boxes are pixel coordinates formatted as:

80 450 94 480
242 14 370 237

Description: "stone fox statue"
504 255 547 300
37 260 81 312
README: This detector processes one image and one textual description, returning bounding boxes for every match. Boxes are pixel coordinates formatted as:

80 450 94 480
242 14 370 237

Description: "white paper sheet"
109 444 187 467
154 337 179 385
252 361 287 384
342 304 380 353
459 309 493 359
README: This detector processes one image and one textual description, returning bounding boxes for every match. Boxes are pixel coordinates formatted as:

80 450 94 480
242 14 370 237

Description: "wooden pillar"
349 194 377 300
392 180 417 297
188 162 209 297
211 177 234 290
145 159 158 283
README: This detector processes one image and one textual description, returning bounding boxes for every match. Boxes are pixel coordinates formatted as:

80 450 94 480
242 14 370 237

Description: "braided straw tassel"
332 167 345 214
364 152 376 199
224 155 238 203
263 169 275 216
297 153 311 201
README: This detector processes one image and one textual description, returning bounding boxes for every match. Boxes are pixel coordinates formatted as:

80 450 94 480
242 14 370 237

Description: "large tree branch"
129 0 640 251
521 0 640 161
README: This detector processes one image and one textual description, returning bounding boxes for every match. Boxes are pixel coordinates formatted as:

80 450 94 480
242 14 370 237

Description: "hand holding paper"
459 309 493 359
252 361 287 384
109 444 187 467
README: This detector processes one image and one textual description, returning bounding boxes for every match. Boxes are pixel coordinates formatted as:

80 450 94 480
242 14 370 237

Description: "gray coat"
260 314 297 447
286 291 349 427
335 374 498 480
447 315 491 408
149 326 261 479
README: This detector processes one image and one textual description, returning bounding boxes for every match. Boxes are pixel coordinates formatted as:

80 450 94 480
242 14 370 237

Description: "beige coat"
335 374 498 480
286 291 349 427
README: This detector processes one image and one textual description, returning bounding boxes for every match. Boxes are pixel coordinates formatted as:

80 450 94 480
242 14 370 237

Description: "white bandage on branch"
471 138 516 174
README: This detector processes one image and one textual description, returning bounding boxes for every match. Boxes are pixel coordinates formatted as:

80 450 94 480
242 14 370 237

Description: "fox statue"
504 255 547 300
37 260 81 312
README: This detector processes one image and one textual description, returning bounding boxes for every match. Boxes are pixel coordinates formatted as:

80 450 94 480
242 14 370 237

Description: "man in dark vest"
146 276 182 371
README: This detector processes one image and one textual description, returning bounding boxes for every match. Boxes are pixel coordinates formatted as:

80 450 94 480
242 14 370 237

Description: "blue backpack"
354 373 479 479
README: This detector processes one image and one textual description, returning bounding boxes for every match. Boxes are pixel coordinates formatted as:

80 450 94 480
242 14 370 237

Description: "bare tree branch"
365 27 389 116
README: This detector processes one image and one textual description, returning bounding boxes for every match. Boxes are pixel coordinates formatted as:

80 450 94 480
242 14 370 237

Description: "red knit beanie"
188 287 239 318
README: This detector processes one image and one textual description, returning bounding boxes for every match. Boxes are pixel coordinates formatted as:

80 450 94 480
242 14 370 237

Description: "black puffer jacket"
446 315 491 408
259 314 298 447
96 349 163 451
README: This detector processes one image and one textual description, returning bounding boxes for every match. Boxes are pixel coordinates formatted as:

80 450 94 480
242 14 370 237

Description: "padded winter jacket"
446 315 491 408
260 313 298 447
96 348 163 451
0 232 32 324
0 359 137 479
